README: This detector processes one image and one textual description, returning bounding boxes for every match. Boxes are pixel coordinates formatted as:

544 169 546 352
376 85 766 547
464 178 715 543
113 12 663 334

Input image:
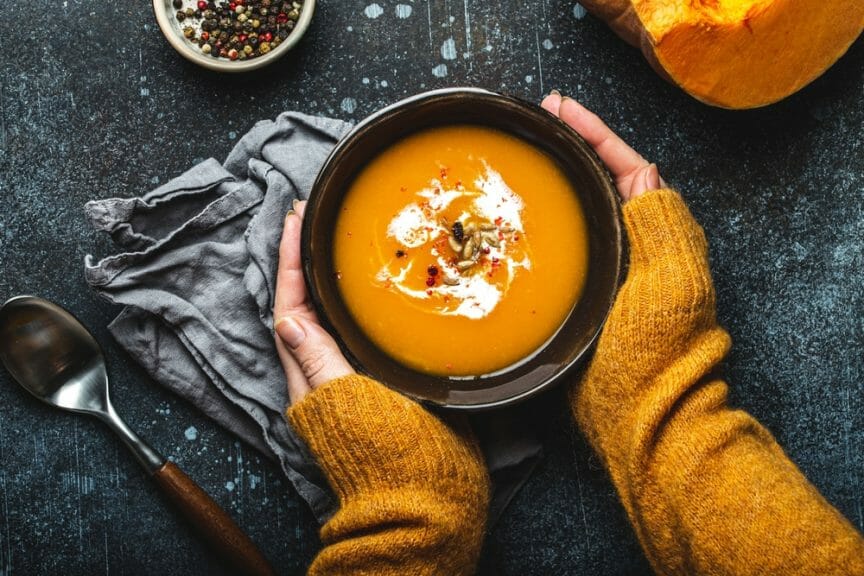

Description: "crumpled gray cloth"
83 111 542 525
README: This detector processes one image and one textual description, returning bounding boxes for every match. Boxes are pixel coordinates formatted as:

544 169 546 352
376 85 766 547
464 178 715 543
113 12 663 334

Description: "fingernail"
549 89 561 97
645 163 661 190
275 316 306 349
292 198 300 211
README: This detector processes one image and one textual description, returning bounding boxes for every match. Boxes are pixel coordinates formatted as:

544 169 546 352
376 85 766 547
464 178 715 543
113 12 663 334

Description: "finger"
557 97 649 183
274 209 309 318
275 333 312 404
294 199 307 219
628 163 663 200
275 315 354 390
540 92 562 116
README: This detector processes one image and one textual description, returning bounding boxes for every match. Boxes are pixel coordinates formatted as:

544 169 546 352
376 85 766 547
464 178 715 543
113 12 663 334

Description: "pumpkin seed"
448 236 463 253
480 223 496 231
483 232 500 247
443 274 460 285
457 260 475 271
462 237 475 259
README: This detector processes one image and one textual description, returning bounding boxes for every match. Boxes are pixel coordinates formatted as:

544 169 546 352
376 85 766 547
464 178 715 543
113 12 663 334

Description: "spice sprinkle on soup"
334 125 589 377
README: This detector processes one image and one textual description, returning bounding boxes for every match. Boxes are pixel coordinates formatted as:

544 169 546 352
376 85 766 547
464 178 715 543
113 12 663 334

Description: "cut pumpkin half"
580 0 864 108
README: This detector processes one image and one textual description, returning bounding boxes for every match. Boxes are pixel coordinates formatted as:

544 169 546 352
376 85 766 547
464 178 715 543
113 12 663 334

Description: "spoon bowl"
0 295 110 415
0 295 275 576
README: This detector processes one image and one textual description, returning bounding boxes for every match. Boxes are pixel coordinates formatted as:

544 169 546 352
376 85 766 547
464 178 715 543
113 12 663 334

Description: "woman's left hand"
274 200 354 404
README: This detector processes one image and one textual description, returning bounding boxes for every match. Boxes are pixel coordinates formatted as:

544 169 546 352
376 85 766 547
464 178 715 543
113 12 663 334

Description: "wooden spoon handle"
152 461 276 576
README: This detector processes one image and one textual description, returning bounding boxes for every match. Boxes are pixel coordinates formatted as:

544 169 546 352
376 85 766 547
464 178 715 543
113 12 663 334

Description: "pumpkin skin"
579 0 864 109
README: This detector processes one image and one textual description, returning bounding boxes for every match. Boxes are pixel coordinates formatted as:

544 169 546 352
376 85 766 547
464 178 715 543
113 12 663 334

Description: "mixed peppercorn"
173 0 304 61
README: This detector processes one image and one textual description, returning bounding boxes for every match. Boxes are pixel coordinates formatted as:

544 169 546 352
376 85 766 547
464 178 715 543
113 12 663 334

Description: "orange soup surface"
333 125 589 376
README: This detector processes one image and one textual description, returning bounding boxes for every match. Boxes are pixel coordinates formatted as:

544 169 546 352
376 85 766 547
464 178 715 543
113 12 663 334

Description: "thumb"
275 315 355 390
628 163 663 200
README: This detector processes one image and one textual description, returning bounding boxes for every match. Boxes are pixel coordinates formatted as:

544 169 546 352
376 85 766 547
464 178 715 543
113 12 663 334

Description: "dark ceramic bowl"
302 88 624 410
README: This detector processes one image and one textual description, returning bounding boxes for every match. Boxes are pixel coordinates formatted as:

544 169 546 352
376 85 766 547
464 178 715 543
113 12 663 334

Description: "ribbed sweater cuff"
287 375 485 502
623 188 709 269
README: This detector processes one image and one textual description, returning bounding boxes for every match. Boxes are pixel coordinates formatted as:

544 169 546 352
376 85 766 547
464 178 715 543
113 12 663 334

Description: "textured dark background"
1 1 862 574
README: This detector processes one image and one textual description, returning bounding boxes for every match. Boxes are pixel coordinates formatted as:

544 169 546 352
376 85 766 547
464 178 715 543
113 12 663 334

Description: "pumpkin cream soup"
333 125 589 376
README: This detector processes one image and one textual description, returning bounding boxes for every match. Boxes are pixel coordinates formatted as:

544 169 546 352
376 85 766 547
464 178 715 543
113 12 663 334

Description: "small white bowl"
153 0 315 72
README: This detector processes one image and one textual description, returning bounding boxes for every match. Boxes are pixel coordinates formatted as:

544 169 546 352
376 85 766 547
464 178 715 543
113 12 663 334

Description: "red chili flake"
455 180 462 187
425 277 436 287
482 247 490 254
439 167 448 179
346 231 352 237
513 235 520 241
426 289 433 296
443 296 450 303
494 216 503 225
427 265 439 276
491 257 499 264
395 250 406 258
445 362 453 370
400 186 407 192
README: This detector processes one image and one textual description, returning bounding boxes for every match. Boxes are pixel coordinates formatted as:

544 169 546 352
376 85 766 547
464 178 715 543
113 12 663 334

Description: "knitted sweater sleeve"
287 374 489 576
572 189 864 575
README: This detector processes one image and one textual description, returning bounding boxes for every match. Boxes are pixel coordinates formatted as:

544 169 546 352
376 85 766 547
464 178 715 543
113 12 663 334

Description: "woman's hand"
274 200 354 404
540 92 665 201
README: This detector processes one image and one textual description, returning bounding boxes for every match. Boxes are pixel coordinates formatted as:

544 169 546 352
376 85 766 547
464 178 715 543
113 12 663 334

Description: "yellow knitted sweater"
288 375 489 575
288 189 864 575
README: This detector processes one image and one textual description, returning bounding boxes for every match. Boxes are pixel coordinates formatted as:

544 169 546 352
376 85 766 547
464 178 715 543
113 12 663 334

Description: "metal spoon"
0 295 275 576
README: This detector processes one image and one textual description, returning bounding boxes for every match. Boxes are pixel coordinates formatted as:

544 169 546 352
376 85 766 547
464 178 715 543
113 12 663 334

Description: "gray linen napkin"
84 111 542 525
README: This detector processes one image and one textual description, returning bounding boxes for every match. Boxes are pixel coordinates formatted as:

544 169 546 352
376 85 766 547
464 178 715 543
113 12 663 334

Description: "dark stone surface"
0 1 862 574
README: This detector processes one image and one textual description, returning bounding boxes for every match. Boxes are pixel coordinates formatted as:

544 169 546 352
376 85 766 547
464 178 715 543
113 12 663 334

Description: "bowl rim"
302 87 625 410
152 0 316 72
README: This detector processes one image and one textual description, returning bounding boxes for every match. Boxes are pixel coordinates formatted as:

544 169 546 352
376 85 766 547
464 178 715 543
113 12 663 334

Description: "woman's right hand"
541 92 665 202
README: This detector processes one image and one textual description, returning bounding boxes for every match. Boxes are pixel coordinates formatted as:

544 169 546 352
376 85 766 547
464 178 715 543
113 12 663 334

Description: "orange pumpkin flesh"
580 0 864 109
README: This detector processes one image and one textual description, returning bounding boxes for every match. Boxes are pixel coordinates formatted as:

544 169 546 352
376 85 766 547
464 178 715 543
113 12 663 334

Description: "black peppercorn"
452 222 464 242
175 0 305 61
